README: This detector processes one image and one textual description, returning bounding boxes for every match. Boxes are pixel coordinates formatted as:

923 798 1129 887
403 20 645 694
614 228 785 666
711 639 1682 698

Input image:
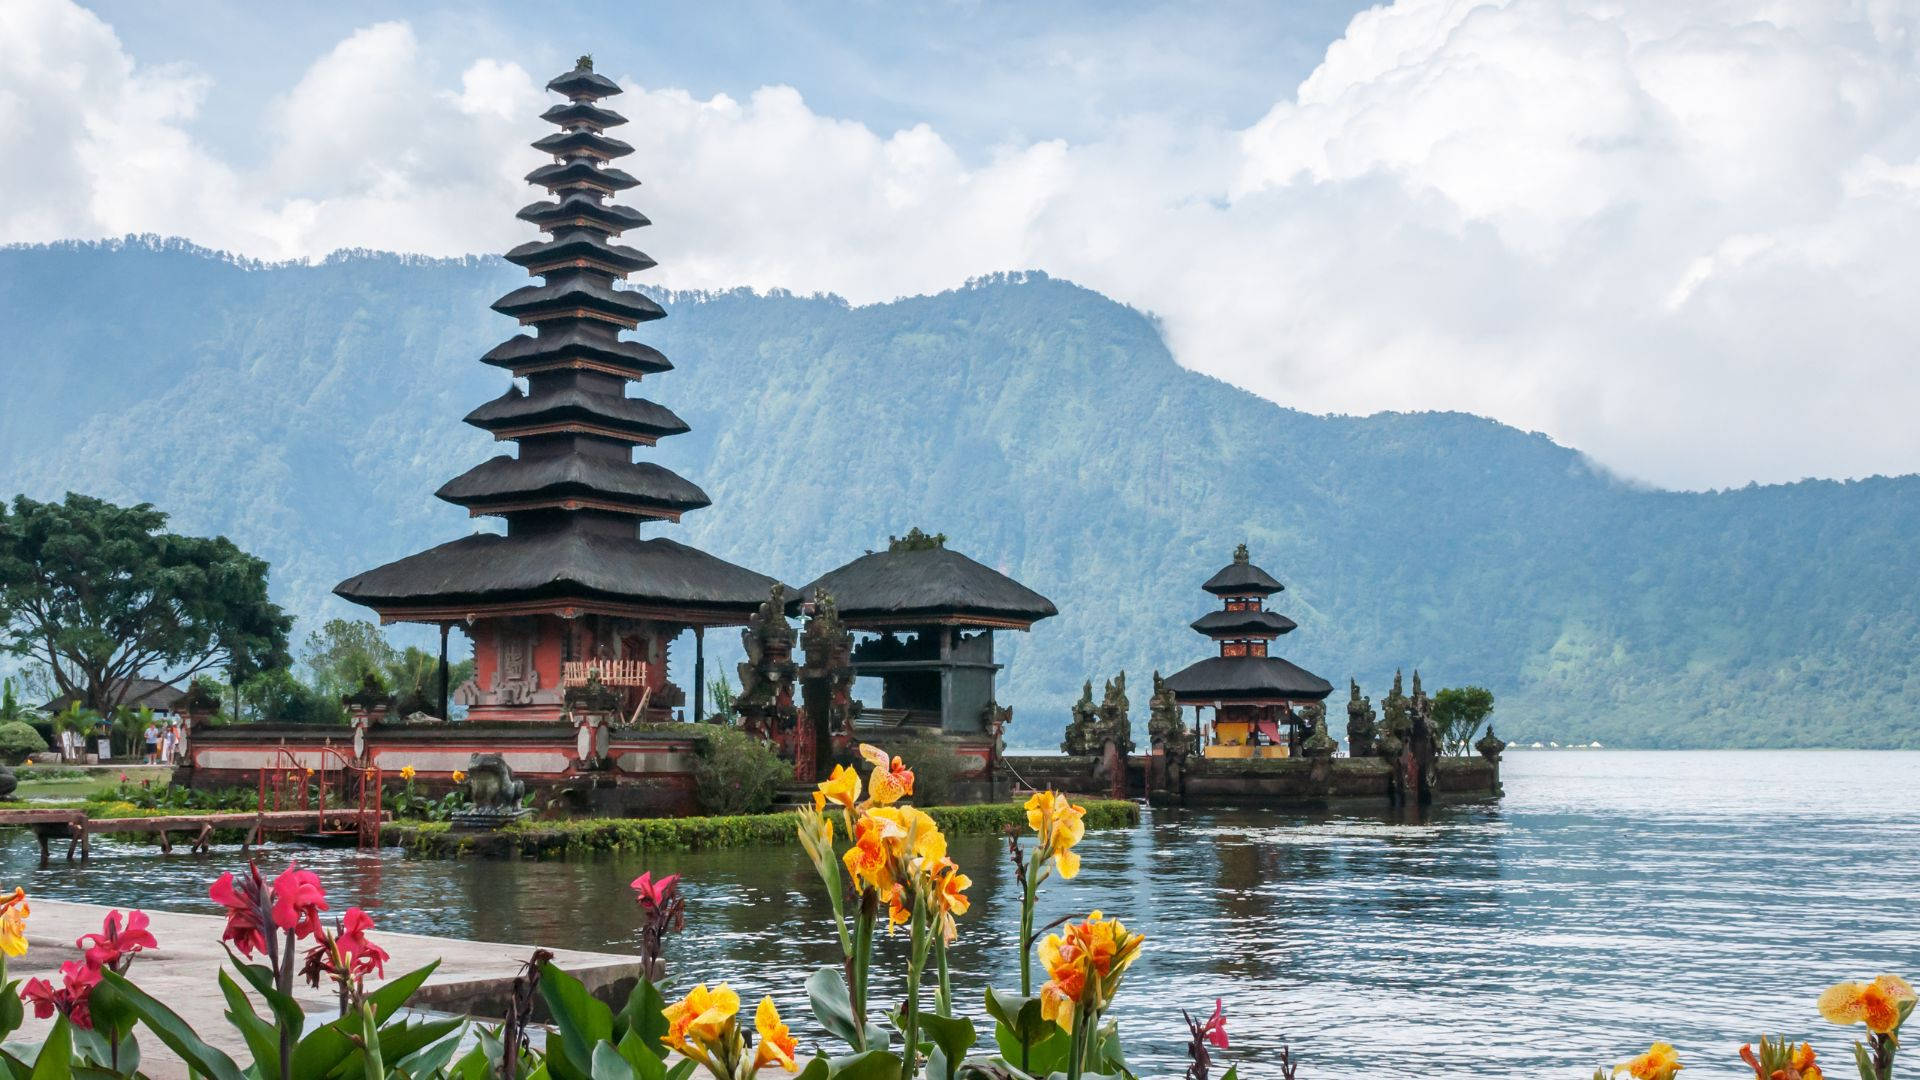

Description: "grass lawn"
8 765 174 801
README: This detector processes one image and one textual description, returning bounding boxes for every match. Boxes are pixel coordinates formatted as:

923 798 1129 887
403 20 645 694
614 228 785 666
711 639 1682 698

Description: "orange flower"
1613 1042 1683 1080
662 982 741 1068
842 813 902 897
750 996 798 1074
814 764 860 815
1036 910 1145 1032
859 743 914 806
1818 975 1916 1035
1741 1039 1820 1080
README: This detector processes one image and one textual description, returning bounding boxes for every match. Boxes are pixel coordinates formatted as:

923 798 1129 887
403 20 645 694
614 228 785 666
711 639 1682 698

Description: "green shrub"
692 726 790 815
887 736 969 806
0 720 48 761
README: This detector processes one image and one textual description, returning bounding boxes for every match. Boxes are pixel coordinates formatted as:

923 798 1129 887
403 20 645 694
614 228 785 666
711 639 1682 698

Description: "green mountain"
3 237 1915 748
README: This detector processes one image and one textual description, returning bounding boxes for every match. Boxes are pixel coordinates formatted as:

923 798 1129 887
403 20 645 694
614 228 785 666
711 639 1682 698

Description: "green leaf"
919 1014 976 1080
356 1003 385 1080
613 977 669 1054
538 962 613 1080
1851 1041 1874 1080
664 1059 697 1080
794 1059 829 1080
28 1017 71 1080
807 967 868 1052
614 1032 666 1080
226 951 307 1037
590 1043 637 1080
984 990 1049 1052
825 1049 901 1080
95 969 246 1080
0 978 22 1042
1219 1068 1239 1080
219 970 287 1074
394 1025 465 1080
333 1019 462 1079
364 961 441 1025
996 1027 1068 1078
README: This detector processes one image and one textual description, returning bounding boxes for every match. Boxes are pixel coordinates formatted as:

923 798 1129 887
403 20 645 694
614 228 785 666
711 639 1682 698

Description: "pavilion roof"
482 327 671 377
1201 548 1285 597
540 101 626 130
492 276 665 325
436 455 709 518
463 386 689 442
516 195 650 236
335 531 783 621
1190 609 1297 638
1163 655 1333 703
795 543 1057 628
505 232 655 275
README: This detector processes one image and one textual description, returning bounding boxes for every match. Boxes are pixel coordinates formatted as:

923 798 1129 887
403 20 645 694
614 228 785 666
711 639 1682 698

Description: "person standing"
142 720 159 765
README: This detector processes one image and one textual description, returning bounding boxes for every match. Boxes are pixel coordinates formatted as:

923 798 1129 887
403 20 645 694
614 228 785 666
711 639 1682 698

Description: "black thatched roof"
1202 547 1285 597
335 530 781 616
541 101 626 130
532 129 635 160
1190 609 1297 638
464 387 688 441
1163 656 1332 703
795 545 1057 628
41 678 184 715
505 233 655 275
526 160 640 193
517 195 649 235
437 455 709 516
546 65 622 101
483 328 671 376
493 277 664 324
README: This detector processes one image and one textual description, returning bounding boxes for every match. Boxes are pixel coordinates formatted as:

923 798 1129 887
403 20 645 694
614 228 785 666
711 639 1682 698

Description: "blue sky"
7 0 1920 490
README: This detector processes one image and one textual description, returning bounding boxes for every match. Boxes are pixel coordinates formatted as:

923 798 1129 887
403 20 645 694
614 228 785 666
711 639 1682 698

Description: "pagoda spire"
442 58 706 531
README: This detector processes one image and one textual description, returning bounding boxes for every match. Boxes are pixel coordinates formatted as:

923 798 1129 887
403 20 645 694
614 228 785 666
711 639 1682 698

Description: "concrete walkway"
10 899 642 1078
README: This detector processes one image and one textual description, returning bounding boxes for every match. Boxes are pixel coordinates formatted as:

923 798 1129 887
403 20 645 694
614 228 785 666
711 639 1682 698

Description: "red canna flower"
21 960 102 1029
270 864 328 939
78 909 158 972
209 866 271 957
335 908 388 980
631 871 681 911
1200 999 1229 1049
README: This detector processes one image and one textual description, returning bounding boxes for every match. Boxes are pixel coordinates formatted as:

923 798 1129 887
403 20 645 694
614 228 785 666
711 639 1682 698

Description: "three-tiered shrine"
1162 544 1332 758
334 57 781 724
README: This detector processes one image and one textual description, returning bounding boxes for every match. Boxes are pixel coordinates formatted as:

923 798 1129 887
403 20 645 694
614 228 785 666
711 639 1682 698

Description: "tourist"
142 720 160 765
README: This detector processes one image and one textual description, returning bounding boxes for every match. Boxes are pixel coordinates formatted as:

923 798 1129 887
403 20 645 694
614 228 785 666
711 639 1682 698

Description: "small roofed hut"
334 57 782 724
794 529 1056 734
1163 544 1332 758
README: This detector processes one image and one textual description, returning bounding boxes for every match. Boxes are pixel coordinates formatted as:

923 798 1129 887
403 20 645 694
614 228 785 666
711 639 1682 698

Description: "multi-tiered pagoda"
1163 544 1332 758
335 57 781 724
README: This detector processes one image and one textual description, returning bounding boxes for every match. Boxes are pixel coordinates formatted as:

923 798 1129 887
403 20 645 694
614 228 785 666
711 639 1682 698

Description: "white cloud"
6 0 1920 488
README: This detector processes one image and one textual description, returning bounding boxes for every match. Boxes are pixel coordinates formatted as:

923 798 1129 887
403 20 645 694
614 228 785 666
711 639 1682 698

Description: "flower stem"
935 936 952 1017
1018 862 1040 996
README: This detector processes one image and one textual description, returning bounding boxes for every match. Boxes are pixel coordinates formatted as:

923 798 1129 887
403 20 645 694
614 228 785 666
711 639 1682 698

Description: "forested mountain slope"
3 238 1914 747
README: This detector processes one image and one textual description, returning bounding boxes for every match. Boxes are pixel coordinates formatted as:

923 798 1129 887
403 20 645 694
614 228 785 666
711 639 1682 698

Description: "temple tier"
334 57 782 724
1162 543 1332 758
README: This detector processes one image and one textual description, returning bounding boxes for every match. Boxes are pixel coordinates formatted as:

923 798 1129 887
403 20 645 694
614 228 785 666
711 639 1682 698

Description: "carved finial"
888 527 947 552
576 54 594 71
1233 542 1250 563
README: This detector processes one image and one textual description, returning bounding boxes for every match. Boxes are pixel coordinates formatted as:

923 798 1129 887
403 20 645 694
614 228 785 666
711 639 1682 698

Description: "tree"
299 619 398 701
1432 685 1496 755
0 493 292 715
242 667 341 725
384 646 472 716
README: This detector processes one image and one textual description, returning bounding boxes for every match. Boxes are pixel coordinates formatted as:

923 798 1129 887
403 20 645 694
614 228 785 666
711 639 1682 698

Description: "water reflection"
4 751 1918 1079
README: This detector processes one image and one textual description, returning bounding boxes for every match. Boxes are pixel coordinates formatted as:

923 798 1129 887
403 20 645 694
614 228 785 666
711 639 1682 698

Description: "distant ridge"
2 238 1916 749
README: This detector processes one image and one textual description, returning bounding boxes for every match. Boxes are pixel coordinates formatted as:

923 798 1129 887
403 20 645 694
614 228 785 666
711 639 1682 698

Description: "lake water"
4 751 1917 1078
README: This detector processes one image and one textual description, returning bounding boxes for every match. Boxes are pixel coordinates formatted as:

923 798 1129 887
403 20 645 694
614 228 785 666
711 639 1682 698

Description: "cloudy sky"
5 0 1920 490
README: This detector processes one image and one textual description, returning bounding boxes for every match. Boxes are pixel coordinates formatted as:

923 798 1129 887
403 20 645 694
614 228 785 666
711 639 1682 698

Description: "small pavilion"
794 530 1056 734
334 57 781 724
1163 544 1332 758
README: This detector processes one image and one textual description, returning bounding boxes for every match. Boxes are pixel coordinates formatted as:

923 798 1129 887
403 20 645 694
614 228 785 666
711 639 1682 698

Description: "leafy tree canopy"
1432 685 1496 755
0 492 291 714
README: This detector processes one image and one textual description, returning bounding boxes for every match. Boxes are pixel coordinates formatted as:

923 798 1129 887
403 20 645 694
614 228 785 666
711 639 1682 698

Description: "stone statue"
464 753 525 810
798 589 859 780
1146 671 1186 751
1061 679 1100 756
1378 669 1411 758
736 585 796 744
1301 706 1338 758
1475 724 1507 762
983 701 1012 766
1098 671 1134 757
1345 679 1377 757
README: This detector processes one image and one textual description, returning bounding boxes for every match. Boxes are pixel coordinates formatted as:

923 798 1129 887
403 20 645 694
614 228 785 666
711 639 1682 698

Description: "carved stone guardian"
1345 679 1376 758
736 585 796 746
341 672 393 762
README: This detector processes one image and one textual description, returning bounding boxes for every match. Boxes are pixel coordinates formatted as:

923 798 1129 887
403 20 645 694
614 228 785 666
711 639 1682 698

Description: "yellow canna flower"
451 769 468 784
750 996 799 1074
0 887 29 957
859 743 914 806
1789 1041 1822 1080
399 765 416 781
795 806 835 871
813 764 860 814
842 814 901 897
663 982 742 1066
1818 975 1915 1035
1613 1042 1683 1080
933 861 971 943
1025 790 1087 881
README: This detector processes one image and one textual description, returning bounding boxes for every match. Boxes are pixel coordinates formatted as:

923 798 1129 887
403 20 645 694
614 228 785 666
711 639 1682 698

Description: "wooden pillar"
437 622 451 721
692 626 705 723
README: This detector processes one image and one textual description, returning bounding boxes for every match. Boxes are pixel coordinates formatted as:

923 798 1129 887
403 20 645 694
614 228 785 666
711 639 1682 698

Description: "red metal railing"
256 746 383 849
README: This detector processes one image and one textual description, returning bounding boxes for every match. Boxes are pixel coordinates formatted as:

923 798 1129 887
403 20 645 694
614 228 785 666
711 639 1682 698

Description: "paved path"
10 899 642 1078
